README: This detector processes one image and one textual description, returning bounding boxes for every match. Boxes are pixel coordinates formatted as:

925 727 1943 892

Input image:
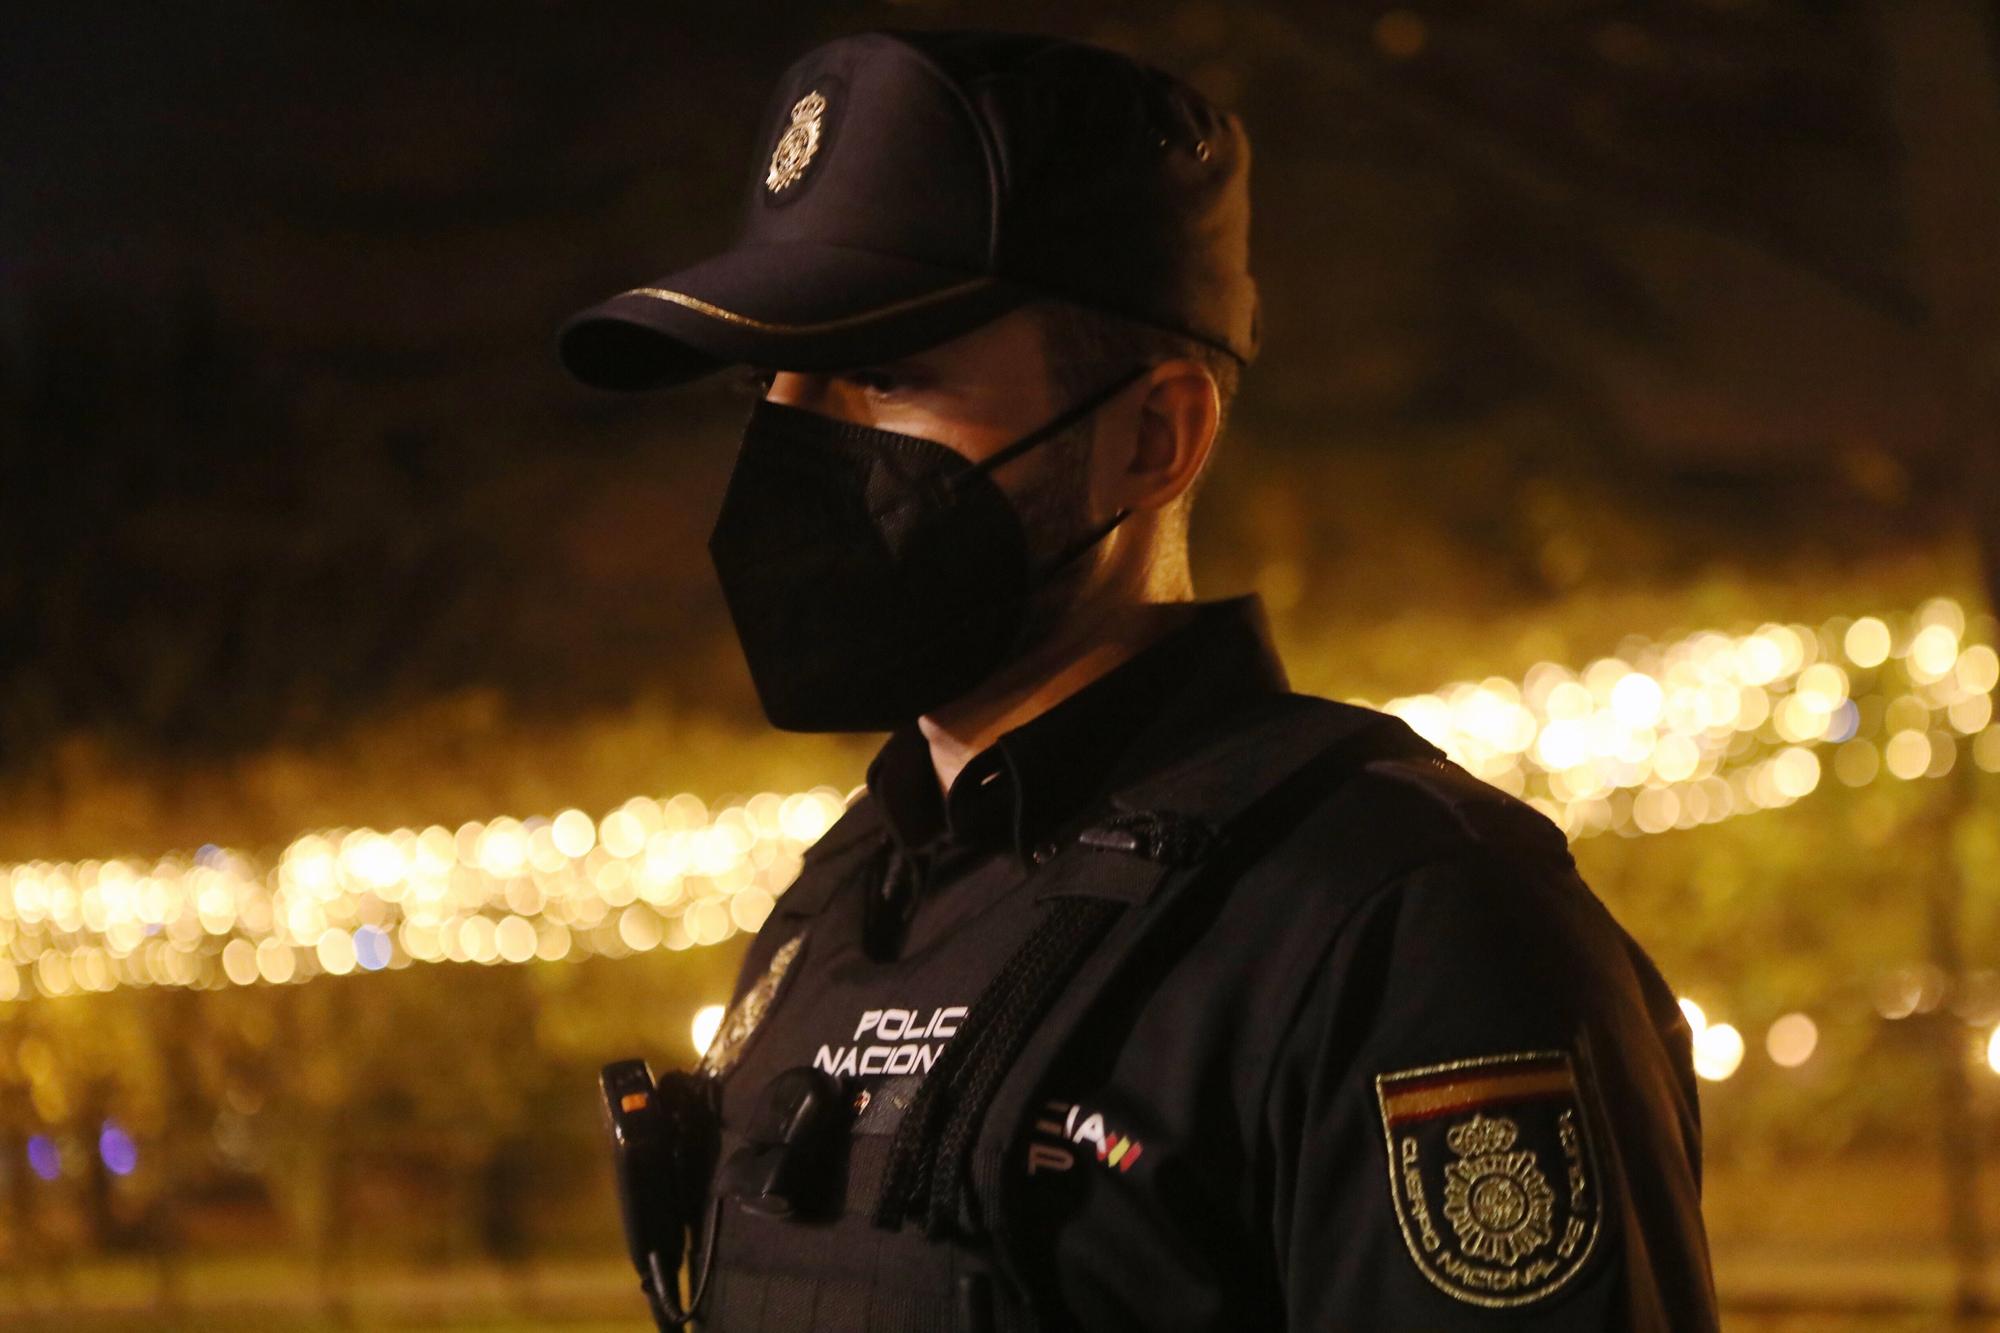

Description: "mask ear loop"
1027 502 1131 586
951 362 1154 488
957 361 1152 586
977 362 1153 584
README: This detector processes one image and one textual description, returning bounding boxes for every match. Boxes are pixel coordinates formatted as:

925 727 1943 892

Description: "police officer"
560 27 1719 1332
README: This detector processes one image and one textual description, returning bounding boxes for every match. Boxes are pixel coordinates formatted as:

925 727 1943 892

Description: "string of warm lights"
0 788 849 1001
1371 595 1999 839
4 596 1997 1083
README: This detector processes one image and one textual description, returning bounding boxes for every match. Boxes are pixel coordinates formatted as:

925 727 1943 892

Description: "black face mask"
706 365 1149 732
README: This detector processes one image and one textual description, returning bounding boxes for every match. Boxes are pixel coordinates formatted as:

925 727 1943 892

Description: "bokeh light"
691 1004 725 1058
354 924 392 971
26 1135 60 1182
1844 616 1891 668
98 1121 139 1176
1765 1013 1818 1068
1694 1022 1746 1081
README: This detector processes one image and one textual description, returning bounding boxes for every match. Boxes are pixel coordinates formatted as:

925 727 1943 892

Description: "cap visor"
558 243 1029 391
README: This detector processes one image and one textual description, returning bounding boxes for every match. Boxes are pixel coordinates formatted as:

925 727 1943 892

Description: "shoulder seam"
1358 755 1569 858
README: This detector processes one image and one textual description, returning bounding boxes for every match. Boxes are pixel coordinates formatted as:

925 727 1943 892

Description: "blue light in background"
26 1135 59 1181
99 1121 138 1177
1826 699 1860 744
353 925 392 972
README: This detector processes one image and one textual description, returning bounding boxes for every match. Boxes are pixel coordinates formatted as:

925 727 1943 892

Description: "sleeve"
1264 848 1719 1331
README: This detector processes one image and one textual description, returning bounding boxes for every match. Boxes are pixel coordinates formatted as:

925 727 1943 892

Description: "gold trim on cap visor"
621 276 997 334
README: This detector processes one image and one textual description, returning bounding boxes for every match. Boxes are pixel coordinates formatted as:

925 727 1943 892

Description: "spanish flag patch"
1375 1049 1603 1308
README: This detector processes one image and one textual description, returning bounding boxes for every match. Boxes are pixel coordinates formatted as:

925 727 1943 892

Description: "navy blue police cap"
557 28 1259 390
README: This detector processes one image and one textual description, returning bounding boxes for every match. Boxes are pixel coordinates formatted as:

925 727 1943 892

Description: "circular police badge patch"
1374 1050 1602 1308
766 91 827 193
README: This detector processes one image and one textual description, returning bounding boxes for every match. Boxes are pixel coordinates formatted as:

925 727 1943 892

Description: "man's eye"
839 368 900 394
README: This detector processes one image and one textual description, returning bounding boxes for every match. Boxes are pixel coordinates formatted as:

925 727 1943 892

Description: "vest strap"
881 695 1440 1247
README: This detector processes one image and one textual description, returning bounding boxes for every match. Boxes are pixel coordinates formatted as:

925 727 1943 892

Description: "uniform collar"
862 593 1291 878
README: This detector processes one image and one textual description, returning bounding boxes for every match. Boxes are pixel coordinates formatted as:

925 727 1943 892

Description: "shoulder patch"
1375 1049 1603 1308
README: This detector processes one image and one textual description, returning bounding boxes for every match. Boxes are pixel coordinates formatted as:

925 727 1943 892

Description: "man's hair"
1025 297 1241 521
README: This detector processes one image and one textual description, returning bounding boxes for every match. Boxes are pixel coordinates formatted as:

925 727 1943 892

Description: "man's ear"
1123 360 1219 512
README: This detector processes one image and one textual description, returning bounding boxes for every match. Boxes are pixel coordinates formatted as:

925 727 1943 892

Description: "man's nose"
765 372 886 429
763 370 816 408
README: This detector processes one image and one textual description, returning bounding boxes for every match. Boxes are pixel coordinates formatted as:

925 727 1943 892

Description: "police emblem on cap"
765 90 827 193
1375 1049 1602 1308
699 932 805 1078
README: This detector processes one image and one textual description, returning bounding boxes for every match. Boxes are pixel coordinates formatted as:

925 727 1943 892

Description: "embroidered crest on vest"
700 932 805 1078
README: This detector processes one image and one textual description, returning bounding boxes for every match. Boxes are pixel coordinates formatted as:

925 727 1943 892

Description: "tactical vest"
700 830 1043 1329
694 693 1445 1332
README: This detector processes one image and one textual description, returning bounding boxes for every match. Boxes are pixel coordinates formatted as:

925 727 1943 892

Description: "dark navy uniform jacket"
698 593 1719 1331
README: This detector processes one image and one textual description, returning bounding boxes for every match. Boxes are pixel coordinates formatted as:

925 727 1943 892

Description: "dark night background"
7 2 1990 780
2 2 1999 1327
